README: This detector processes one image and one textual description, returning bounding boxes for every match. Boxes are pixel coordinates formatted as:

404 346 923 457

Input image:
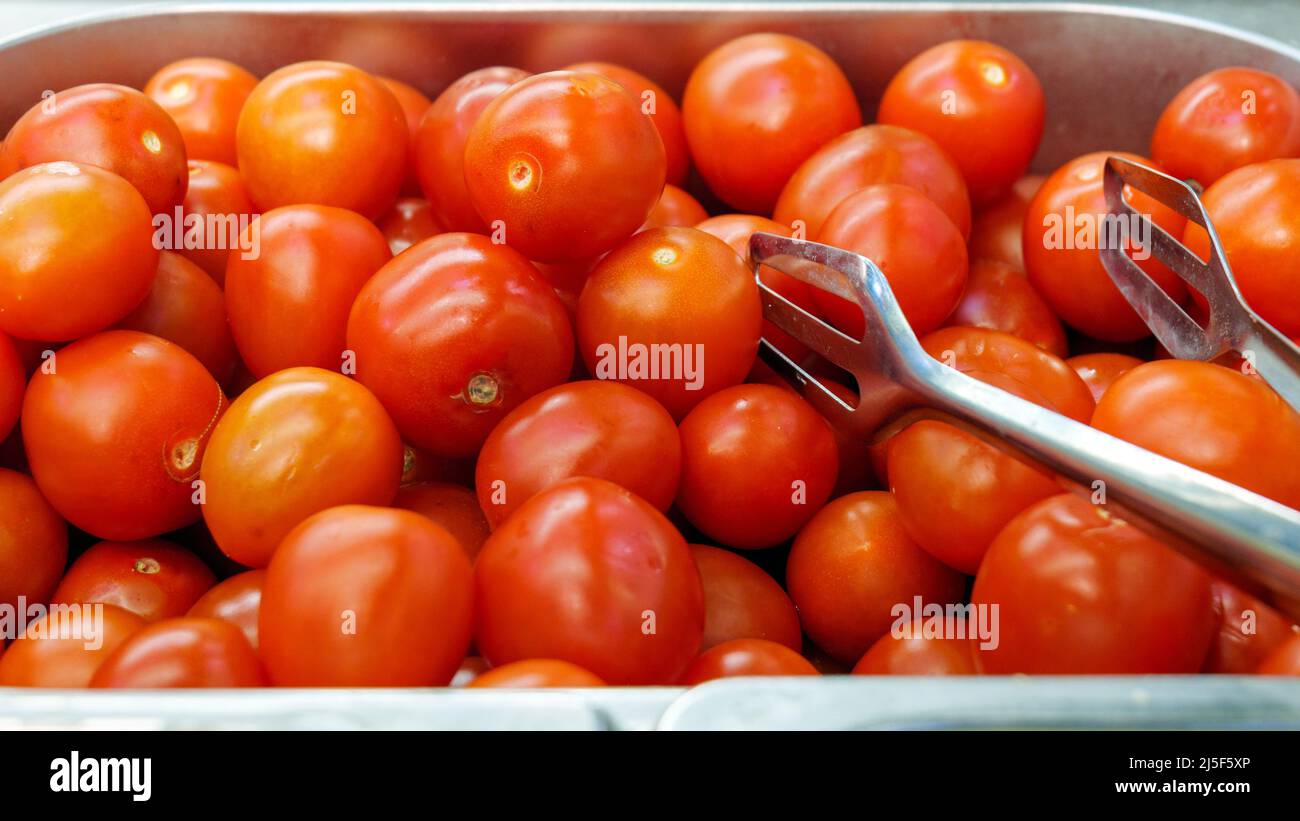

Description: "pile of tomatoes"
1 32 1300 691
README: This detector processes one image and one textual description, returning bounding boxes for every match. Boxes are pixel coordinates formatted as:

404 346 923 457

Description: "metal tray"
3 1 1300 730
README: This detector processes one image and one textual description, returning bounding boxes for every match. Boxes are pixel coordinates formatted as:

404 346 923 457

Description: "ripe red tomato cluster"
2 35 1300 691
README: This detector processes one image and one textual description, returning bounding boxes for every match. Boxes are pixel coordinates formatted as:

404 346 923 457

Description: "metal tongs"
748 232 1300 599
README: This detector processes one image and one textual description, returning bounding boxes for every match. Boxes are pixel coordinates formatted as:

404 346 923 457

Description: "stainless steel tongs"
747 232 1300 599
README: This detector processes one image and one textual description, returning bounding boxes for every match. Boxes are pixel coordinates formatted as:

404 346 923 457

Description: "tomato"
946 258 1067 357
1182 159 1300 337
1202 580 1297 674
690 544 801 652
377 197 441 256
23 331 225 540
1152 67 1300 187
786 491 966 666
677 384 838 549
52 539 214 623
642 184 708 229
681 638 818 684
0 333 22 441
236 61 407 219
452 656 491 687
225 205 391 377
1023 150 1187 341
1066 352 1145 404
816 184 969 338
0 604 145 687
683 33 861 213
577 226 761 418
565 61 689 186
878 40 1045 205
968 174 1044 270
260 505 473 686
464 70 666 262
774 124 971 240
394 482 491 561
414 66 529 233
173 159 257 285
144 57 259 167
187 569 265 650
0 162 157 341
1092 360 1300 509
468 659 606 688
114 250 238 384
400 444 475 488
475 477 704 684
90 617 265 688
348 232 573 458
378 76 432 196
201 367 404 568
0 468 68 610
972 493 1216 674
1258 634 1300 675
852 617 977 676
1 83 188 214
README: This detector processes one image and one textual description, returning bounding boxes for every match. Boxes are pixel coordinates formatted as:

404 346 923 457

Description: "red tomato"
0 604 145 688
1182 159 1300 337
972 493 1216 674
852 617 977 676
0 83 188 213
186 570 265 650
348 232 573 458
144 57 259 167
681 638 818 684
0 333 22 441
1202 580 1297 674
683 33 861 213
946 258 1067 357
236 61 407 219
677 384 838 549
394 482 491 561
786 491 966 666
475 477 704 684
1066 352 1145 404
968 174 1044 270
52 539 214 623
1152 67 1300 187
0 162 158 341
468 659 606 688
464 70 666 262
377 197 441 256
878 40 1045 205
23 331 225 540
690 544 801 652
452 656 491 687
565 60 690 186
816 184 969 338
114 250 238 384
171 159 258 285
414 66 529 233
201 367 404 568
1022 150 1187 341
642 184 708 229
379 76 432 196
0 468 68 610
1258 634 1300 675
774 124 971 240
260 505 473 686
225 205 391 377
577 227 761 419
90 617 265 688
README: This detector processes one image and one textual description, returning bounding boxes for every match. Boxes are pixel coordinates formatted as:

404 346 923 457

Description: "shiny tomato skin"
968 174 1044 271
187 569 265 650
852 618 977 676
378 197 441 256
468 659 606 688
0 162 158 341
0 333 22 441
414 66 529 233
259 505 474 686
681 638 818 684
677 384 838 549
1202 580 1298 674
0 604 145 688
786 491 966 666
52 539 215 623
816 184 969 338
144 57 259 167
642 184 708 229
476 380 680 528
200 367 404 568
577 227 761 419
683 33 861 213
1066 352 1145 404
236 61 408 219
946 258 1067 357
378 76 432 196
474 477 705 685
1152 67 1300 187
774 124 971 240
0 83 188 214
878 40 1045 205
690 544 802 652
1258 634 1300 675
173 159 257 285
90 617 265 688
225 205 391 377
22 331 225 540
972 493 1216 674
0 468 68 610
347 232 573 458
394 482 491 561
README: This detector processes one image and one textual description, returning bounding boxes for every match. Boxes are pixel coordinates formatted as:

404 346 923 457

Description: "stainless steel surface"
1101 155 1300 411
